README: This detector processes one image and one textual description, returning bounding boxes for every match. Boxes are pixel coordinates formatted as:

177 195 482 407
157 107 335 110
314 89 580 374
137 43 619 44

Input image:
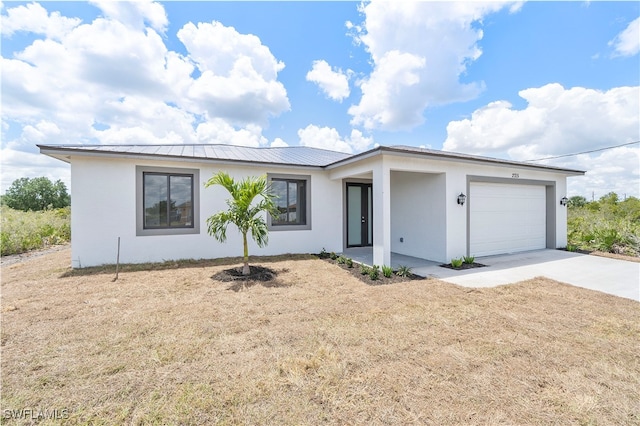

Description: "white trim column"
372 158 391 266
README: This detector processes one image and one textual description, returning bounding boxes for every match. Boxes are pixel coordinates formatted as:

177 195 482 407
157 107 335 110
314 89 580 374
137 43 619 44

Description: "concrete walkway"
341 248 640 302
415 250 640 302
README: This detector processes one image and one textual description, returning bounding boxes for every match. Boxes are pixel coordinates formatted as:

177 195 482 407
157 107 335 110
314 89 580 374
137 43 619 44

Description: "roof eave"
326 145 585 175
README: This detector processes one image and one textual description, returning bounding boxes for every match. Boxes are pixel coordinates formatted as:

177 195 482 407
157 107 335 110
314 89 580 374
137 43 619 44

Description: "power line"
525 140 640 162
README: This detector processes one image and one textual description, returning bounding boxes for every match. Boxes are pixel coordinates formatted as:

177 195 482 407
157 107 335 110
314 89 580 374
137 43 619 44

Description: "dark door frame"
346 182 373 247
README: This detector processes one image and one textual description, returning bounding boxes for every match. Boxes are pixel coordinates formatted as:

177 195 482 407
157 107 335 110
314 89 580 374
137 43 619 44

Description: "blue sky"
1 1 639 198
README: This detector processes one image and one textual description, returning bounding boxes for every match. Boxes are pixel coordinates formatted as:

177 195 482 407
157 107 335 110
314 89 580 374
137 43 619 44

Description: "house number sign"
512 173 519 178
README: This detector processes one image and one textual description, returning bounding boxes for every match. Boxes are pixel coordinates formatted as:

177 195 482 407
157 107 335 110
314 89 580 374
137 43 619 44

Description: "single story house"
38 144 585 268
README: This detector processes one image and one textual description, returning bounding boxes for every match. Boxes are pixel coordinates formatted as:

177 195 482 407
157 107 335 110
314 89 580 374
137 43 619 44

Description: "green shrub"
360 264 370 275
463 255 475 264
329 251 337 260
345 258 353 268
319 248 329 259
381 265 393 278
368 265 380 280
336 255 346 264
450 258 463 268
395 265 413 277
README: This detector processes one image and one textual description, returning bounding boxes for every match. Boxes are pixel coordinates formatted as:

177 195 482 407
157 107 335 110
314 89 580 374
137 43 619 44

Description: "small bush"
450 258 464 268
566 244 578 252
463 255 475 264
345 258 353 268
318 248 329 259
369 265 380 280
381 265 393 278
360 264 370 275
336 255 346 264
396 265 413 277
329 252 337 260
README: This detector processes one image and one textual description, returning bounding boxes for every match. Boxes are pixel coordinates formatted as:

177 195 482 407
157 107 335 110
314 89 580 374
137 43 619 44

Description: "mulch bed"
439 262 487 270
318 255 426 286
212 265 278 282
212 265 291 291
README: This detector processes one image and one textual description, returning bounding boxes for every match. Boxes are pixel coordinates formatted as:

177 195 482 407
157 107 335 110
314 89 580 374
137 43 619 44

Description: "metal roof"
37 143 352 167
37 143 585 175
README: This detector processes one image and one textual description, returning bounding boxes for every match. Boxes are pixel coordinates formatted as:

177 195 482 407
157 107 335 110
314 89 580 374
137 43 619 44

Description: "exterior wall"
68 150 572 268
390 171 446 262
69 155 343 267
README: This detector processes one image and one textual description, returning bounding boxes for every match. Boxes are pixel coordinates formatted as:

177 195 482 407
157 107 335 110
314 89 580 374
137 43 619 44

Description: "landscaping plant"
450 258 464 268
368 265 380 280
205 171 279 275
381 265 393 278
463 255 475 264
395 265 413 277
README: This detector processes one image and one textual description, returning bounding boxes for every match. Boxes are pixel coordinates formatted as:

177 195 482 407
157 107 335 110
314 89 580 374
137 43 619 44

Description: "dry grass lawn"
1 248 639 425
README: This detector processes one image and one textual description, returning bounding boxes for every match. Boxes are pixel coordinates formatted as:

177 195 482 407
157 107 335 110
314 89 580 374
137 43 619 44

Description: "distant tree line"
1 177 70 211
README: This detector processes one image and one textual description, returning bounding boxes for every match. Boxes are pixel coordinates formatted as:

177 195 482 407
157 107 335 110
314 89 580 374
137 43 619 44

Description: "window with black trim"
136 166 200 236
143 172 194 229
268 174 311 230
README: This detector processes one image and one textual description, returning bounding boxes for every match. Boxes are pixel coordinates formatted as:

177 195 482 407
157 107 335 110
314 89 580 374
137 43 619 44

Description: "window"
143 173 193 228
136 166 199 236
268 174 311 231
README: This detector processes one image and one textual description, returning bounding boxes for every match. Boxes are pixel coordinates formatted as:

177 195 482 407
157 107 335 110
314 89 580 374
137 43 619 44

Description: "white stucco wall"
69 155 343 267
68 151 573 268
390 171 446 262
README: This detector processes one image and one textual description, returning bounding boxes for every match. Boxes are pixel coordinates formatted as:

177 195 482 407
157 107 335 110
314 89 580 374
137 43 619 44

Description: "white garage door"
470 182 546 257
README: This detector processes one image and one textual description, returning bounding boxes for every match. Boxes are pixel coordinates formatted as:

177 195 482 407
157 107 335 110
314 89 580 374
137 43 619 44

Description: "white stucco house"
38 144 584 268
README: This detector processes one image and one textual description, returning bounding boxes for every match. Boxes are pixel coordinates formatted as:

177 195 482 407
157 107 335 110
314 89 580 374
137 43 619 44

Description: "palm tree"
205 171 279 275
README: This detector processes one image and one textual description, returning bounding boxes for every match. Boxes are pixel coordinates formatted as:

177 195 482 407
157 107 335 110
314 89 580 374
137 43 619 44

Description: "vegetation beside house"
0 206 71 256
567 192 640 256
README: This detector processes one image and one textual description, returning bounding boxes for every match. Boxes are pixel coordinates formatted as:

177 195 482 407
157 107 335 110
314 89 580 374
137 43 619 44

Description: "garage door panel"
470 183 546 257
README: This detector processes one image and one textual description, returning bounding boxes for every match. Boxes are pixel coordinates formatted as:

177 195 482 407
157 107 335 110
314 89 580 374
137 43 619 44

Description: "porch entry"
346 183 373 247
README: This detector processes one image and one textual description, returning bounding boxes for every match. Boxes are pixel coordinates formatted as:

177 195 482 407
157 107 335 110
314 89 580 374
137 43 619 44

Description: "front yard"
1 248 639 425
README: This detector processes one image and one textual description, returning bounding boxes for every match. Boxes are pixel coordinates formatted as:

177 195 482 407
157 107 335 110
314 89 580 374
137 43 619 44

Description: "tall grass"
567 197 640 256
0 206 71 256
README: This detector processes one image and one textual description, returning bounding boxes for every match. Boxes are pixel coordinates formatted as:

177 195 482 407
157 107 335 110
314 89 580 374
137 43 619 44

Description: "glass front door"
347 183 372 247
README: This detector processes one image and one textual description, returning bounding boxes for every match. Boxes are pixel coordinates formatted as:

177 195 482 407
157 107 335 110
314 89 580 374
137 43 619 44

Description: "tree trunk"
242 232 250 275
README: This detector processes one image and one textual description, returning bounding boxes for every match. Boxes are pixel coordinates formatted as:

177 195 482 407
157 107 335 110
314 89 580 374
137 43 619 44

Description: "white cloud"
177 21 290 124
298 124 373 154
306 60 351 102
1 2 292 192
444 84 639 158
348 0 519 131
0 147 71 193
270 138 289 148
443 83 640 198
90 0 168 33
0 2 81 40
562 146 639 199
195 120 267 147
609 17 640 57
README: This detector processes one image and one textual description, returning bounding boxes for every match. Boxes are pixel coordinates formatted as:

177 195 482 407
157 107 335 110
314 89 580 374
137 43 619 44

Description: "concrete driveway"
414 249 640 302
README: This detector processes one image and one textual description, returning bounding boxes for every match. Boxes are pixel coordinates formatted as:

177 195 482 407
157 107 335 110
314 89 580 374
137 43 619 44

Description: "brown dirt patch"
2 248 639 425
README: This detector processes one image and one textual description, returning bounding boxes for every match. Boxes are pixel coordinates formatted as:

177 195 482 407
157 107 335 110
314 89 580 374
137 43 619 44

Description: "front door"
347 183 373 247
